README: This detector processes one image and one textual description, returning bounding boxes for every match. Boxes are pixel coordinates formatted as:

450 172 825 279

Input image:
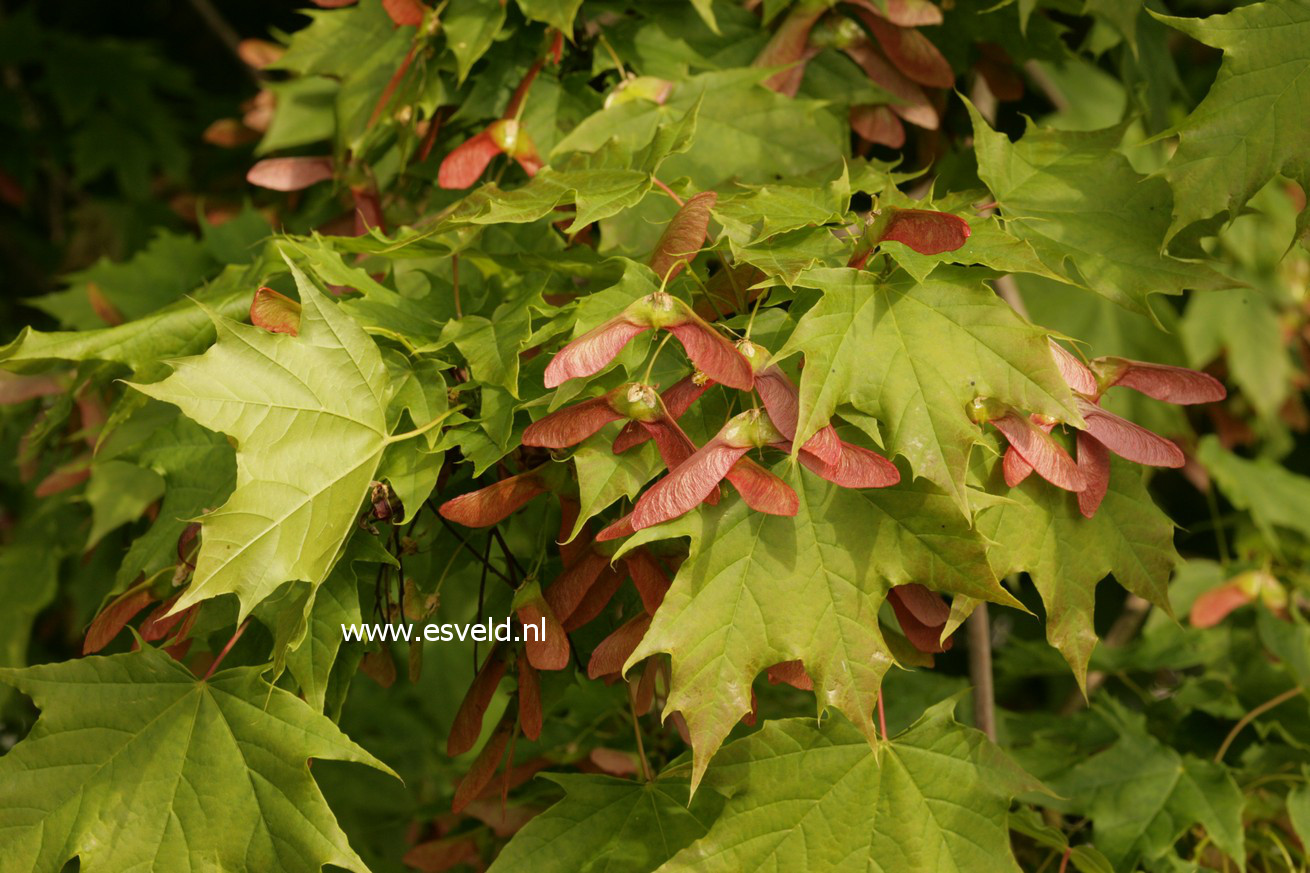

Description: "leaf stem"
651 176 685 207
202 619 250 681
642 333 674 385
628 681 654 782
385 406 463 444
877 691 888 741
1214 685 1303 763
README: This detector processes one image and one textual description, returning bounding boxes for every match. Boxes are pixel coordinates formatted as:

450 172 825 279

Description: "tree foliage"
2 0 1309 871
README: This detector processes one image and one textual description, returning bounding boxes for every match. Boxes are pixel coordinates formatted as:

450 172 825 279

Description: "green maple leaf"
778 265 1081 512
133 260 422 619
977 455 1179 687
969 104 1233 313
655 702 1041 872
623 466 1023 789
1050 703 1245 869
486 775 726 873
0 647 395 873
1153 0 1310 242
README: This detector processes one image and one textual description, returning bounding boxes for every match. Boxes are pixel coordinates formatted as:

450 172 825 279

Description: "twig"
430 508 513 585
628 682 654 781
1214 686 1303 763
490 526 525 582
1060 594 1151 715
185 0 261 87
474 533 491 671
968 603 997 742
202 619 250 680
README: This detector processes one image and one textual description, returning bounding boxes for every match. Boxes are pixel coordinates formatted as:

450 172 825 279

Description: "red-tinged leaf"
1096 357 1227 405
862 15 953 88
844 40 938 129
624 548 671 614
880 208 971 255
401 836 481 873
668 710 692 745
557 497 590 567
246 156 334 191
439 469 548 527
447 650 508 756
0 372 63 405
992 413 1087 492
666 321 753 391
382 0 426 26
649 191 719 282
544 550 608 623
631 439 750 530
1076 431 1111 519
452 719 512 813
797 440 900 488
887 584 952 653
236 39 284 69
637 418 706 486
767 659 814 691
634 659 658 715
438 131 502 189
464 798 539 837
755 365 842 464
588 747 638 776
351 186 385 235
139 595 195 643
83 587 155 655
741 688 759 726
543 316 649 388
250 286 301 336
35 459 91 498
1189 582 1256 629
523 393 624 448
753 4 827 95
587 614 652 679
1001 416 1055 486
517 659 542 741
595 513 637 542
724 456 801 516
561 564 624 631
889 582 949 626
87 282 124 326
975 43 1024 101
1050 340 1098 396
516 601 571 671
847 0 943 27
1077 400 1185 468
850 104 906 148
360 649 396 687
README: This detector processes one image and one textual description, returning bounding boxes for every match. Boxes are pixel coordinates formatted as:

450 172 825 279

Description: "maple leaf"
969 103 1234 313
778 265 1081 512
622 464 1023 789
0 647 395 873
133 261 426 619
977 455 1179 687
656 702 1041 871
1153 0 1310 242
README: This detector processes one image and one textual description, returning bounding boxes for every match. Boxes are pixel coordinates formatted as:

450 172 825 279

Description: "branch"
968 603 997 742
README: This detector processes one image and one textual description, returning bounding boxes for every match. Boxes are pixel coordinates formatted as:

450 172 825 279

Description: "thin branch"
1215 685 1303 763
968 602 997 742
628 682 654 782
185 0 261 87
490 526 525 582
429 508 514 585
651 177 685 207
474 532 491 671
